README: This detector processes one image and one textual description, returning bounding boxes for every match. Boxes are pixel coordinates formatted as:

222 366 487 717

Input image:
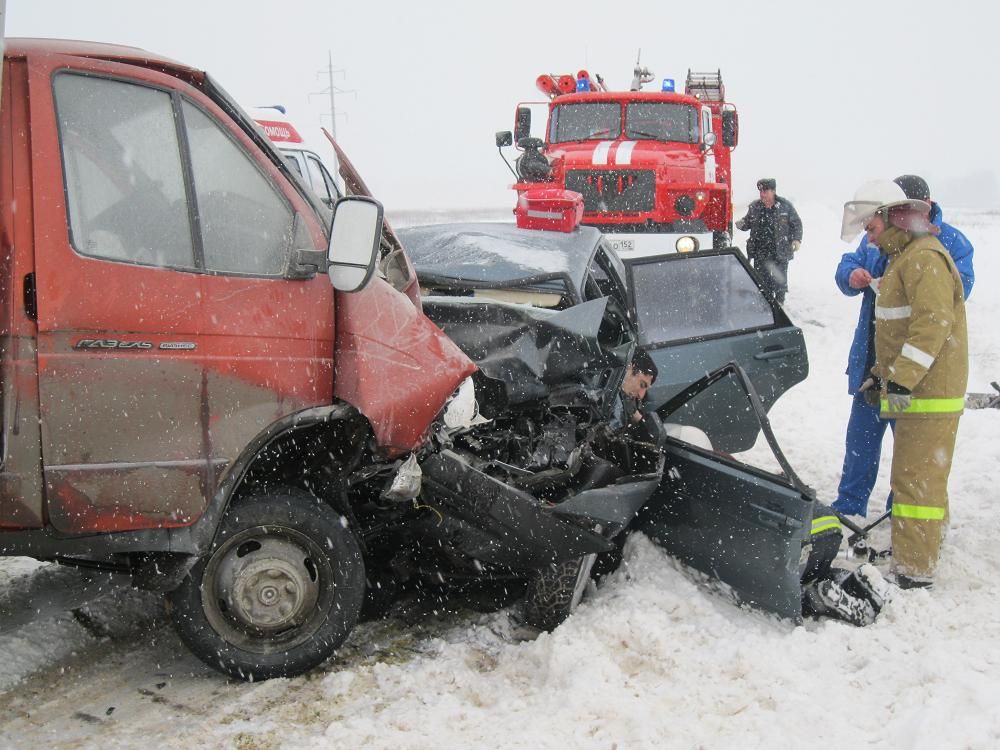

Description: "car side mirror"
721 108 738 147
496 130 513 148
513 106 532 145
327 196 383 292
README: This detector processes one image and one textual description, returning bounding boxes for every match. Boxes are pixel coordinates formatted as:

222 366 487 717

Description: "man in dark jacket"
832 175 974 518
735 178 803 305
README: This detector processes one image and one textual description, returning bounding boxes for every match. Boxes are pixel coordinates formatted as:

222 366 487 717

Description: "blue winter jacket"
835 203 975 394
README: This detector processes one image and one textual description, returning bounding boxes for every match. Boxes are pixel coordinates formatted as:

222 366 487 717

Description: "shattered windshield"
549 102 621 143
625 102 699 143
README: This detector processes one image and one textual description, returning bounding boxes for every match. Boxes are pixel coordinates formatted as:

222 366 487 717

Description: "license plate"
610 239 635 252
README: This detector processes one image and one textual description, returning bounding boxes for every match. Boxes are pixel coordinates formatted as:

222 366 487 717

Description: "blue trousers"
833 392 894 516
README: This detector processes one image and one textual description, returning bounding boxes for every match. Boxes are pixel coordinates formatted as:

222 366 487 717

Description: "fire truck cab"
497 67 739 255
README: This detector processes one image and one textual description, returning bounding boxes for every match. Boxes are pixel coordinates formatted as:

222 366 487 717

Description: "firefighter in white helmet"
841 180 969 588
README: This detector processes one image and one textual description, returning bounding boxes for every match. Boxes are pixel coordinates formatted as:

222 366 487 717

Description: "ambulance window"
320 162 342 201
54 74 195 268
306 155 334 205
284 155 303 176
182 102 294 276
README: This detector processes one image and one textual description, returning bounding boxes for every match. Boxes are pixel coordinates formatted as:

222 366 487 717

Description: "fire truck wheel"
520 553 597 632
169 490 364 681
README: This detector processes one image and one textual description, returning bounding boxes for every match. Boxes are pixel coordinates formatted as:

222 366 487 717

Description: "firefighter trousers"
890 416 960 579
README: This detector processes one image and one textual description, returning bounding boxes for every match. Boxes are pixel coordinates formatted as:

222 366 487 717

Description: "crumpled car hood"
421 296 629 408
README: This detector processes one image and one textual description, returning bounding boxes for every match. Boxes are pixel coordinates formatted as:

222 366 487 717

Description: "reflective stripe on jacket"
872 228 968 419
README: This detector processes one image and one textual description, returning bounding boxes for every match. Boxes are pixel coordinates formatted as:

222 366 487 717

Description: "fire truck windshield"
549 103 622 143
549 101 700 145
624 102 699 144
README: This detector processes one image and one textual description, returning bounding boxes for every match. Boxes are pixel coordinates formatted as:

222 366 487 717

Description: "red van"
0 38 476 678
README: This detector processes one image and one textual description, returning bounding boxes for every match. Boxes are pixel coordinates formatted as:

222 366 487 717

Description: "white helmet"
840 180 930 242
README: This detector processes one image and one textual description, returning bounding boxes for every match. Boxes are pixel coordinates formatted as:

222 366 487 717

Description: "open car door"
623 249 807 453
636 363 815 620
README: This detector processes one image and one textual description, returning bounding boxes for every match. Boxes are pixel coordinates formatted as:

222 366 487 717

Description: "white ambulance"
250 106 342 208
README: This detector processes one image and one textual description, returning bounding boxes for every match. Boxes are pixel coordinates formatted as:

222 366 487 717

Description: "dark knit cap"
893 174 930 202
756 178 776 191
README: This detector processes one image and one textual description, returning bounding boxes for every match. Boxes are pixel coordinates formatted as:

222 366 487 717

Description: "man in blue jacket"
832 175 975 517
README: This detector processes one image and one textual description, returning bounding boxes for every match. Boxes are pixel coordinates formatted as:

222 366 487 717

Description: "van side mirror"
513 107 532 145
496 130 513 148
327 196 383 292
721 109 739 148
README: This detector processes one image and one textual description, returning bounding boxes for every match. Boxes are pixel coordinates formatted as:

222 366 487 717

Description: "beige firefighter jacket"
872 227 968 419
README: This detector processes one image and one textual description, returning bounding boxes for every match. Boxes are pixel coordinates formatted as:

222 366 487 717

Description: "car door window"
55 73 195 268
182 101 294 276
630 253 775 345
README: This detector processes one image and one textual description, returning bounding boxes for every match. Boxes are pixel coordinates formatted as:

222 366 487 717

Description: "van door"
0 56 46 528
28 56 330 534
623 249 808 453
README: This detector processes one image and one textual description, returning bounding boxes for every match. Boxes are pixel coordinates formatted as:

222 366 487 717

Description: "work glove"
858 376 881 409
791 240 801 253
884 381 912 414
849 268 873 289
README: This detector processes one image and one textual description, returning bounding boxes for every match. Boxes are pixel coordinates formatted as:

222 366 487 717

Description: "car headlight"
442 376 487 430
675 236 699 253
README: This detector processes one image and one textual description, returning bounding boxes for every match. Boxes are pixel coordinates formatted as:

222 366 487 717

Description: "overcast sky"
7 0 1000 210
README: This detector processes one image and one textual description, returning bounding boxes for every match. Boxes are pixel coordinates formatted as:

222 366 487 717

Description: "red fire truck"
496 63 739 254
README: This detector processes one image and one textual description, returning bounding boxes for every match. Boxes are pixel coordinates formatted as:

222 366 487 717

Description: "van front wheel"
169 490 364 681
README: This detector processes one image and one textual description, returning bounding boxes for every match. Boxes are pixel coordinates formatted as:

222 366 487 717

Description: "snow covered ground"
0 203 997 749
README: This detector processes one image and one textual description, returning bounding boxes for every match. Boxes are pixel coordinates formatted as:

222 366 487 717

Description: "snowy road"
1 205 998 749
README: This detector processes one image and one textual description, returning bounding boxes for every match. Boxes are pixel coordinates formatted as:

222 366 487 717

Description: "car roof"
398 222 603 292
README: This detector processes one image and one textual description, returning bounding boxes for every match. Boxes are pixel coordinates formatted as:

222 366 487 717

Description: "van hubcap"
214 537 321 633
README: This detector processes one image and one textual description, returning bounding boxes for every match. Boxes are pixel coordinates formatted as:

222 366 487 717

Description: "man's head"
757 178 777 207
893 174 931 203
623 348 658 401
841 179 930 242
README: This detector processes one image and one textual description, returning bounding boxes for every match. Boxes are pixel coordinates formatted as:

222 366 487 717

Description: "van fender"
179 402 370 554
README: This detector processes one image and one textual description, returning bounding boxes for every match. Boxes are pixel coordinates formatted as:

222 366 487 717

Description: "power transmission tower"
311 51 355 140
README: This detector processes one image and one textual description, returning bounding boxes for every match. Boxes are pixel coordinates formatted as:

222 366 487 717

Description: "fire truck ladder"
685 70 725 102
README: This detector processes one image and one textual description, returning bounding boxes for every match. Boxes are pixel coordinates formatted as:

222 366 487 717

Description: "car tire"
520 553 596 632
169 490 364 681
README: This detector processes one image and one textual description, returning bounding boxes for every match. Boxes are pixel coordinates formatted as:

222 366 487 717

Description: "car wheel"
169 490 364 681
521 553 596 632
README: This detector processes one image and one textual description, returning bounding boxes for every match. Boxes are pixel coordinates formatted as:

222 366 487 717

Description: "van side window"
54 74 195 268
182 102 294 276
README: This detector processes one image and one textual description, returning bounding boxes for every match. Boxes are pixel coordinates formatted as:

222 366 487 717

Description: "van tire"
520 553 596 632
169 490 364 681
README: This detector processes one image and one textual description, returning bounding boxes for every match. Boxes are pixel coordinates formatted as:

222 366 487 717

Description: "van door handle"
753 345 801 361
23 273 37 321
